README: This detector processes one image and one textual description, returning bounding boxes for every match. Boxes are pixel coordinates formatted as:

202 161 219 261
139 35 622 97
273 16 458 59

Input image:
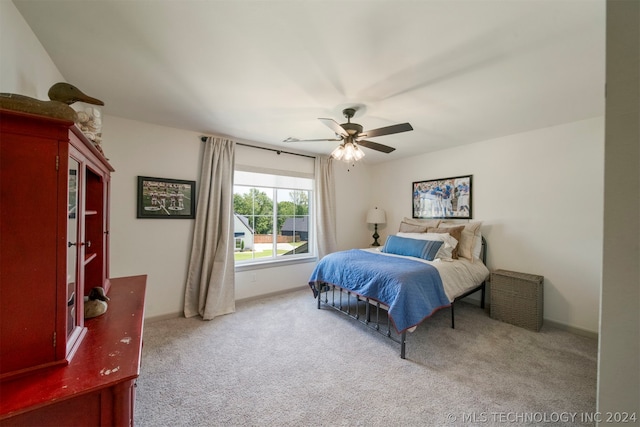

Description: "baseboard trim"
464 293 598 339
144 286 310 323
145 312 183 323
236 286 308 304
543 319 598 340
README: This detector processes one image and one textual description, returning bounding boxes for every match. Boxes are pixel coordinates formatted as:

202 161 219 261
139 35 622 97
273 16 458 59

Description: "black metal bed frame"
314 236 487 359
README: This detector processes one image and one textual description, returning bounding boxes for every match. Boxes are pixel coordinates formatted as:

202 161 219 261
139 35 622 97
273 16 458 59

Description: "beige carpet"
134 289 597 426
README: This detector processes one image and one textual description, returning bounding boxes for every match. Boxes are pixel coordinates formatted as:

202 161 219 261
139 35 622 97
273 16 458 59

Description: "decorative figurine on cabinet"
0 82 103 121
84 287 110 319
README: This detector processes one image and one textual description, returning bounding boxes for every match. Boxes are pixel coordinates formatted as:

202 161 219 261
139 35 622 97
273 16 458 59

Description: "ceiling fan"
284 108 413 163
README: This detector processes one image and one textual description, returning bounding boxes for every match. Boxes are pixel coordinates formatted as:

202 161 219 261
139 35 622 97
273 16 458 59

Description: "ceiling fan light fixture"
353 144 365 161
291 107 411 161
332 141 365 164
343 142 356 161
331 145 345 161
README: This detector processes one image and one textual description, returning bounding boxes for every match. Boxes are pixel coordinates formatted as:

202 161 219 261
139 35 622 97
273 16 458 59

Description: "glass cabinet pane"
67 158 79 337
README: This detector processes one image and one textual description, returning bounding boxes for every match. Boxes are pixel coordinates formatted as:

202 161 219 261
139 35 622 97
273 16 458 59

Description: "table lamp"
366 207 386 246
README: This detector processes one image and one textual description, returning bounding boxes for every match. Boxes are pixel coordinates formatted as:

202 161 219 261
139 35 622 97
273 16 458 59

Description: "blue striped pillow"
421 239 444 261
382 235 443 261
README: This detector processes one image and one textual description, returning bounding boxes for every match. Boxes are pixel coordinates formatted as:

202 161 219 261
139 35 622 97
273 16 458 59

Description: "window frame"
233 171 316 270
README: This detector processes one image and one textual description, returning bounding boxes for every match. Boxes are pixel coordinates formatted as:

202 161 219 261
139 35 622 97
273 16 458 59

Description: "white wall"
100 116 201 318
96 113 375 316
597 0 639 416
103 117 349 317
0 0 64 97
372 117 604 333
333 162 375 250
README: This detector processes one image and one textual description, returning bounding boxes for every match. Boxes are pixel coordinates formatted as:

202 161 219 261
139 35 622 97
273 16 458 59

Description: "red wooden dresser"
0 275 147 426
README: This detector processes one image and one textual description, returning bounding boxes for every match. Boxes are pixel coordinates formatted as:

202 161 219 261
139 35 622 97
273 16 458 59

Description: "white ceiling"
14 0 605 163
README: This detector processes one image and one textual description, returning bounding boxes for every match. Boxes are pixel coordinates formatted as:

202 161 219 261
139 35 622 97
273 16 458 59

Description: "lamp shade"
366 207 386 224
331 141 366 164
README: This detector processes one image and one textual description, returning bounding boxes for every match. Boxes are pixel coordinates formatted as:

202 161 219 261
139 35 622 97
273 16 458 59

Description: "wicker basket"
490 269 544 331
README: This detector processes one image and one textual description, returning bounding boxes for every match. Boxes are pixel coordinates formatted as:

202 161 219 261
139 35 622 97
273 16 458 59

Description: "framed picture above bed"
412 175 472 219
137 176 196 219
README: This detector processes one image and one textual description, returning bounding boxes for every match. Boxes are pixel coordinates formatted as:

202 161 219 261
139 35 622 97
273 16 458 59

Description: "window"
233 170 313 264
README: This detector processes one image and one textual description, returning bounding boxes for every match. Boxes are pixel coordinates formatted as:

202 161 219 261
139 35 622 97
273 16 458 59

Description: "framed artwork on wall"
412 175 472 219
137 176 196 219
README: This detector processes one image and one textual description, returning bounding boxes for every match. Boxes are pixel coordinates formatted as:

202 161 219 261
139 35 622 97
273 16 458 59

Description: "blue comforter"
308 249 450 333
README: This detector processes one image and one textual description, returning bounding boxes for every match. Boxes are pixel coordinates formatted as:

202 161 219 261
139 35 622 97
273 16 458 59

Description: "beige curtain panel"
184 136 236 320
314 156 337 259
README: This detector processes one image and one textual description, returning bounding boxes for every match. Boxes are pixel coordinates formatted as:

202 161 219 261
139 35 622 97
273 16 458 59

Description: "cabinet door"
66 156 84 346
0 134 60 374
68 129 111 298
83 165 106 294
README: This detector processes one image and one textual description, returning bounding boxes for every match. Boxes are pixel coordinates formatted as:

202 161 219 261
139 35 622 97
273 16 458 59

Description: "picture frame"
137 176 196 219
412 175 472 219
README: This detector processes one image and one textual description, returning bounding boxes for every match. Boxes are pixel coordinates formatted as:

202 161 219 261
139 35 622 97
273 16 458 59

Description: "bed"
308 220 489 359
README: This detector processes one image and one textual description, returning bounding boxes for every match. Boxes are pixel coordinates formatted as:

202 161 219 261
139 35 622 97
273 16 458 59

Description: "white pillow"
473 232 483 260
396 232 458 259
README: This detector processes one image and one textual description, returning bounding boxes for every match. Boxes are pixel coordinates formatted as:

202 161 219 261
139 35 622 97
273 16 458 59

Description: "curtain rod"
200 136 316 159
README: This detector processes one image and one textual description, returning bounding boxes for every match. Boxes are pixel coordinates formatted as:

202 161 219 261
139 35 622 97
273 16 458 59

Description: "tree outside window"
233 185 311 263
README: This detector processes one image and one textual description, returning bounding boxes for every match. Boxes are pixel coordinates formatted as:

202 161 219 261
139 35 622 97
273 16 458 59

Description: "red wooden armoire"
0 108 146 426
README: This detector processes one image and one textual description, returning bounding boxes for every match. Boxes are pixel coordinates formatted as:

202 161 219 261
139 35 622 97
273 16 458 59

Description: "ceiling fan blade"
318 118 348 138
359 122 413 138
283 137 342 143
357 140 396 154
